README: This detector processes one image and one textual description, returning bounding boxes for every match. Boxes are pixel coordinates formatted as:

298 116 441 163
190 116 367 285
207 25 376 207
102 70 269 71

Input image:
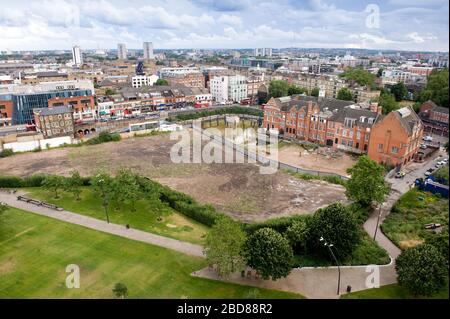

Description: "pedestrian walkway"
0 191 204 257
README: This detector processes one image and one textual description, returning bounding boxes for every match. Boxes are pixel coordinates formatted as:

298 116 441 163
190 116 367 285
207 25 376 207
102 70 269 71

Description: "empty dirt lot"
278 142 358 177
0 134 347 222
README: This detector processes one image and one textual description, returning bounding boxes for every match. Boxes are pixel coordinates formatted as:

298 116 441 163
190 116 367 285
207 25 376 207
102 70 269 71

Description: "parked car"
395 171 406 178
423 135 433 141
420 144 427 149
435 162 443 168
425 168 435 176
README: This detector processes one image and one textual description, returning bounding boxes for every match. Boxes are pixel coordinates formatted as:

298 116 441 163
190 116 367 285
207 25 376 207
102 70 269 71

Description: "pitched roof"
328 107 380 128
272 95 355 113
394 106 422 135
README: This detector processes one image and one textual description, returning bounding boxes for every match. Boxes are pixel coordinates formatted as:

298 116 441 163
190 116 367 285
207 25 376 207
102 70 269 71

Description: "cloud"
218 14 242 27
190 0 249 11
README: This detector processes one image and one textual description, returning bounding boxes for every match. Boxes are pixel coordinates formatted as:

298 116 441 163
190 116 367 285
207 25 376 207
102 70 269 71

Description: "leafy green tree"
346 155 390 206
268 80 289 98
309 203 360 258
288 85 307 96
340 67 376 87
112 282 128 299
391 82 408 101
91 171 113 223
112 169 141 211
377 68 384 77
41 175 65 199
426 230 449 265
396 244 447 296
337 87 353 101
244 228 294 280
104 88 117 96
310 87 320 97
65 171 84 201
417 68 449 107
284 219 310 254
378 90 399 114
204 216 246 277
155 79 169 86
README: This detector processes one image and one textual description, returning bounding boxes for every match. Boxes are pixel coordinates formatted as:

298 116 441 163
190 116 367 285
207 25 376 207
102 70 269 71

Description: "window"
392 146 399 154
356 131 361 139
378 143 383 152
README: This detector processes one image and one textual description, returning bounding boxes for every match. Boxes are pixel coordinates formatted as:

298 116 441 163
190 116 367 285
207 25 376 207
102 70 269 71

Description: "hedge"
170 106 263 121
244 214 311 234
0 174 91 188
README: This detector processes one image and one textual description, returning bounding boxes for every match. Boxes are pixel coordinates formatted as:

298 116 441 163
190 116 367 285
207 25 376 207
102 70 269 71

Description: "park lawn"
0 208 303 299
341 283 449 299
24 187 209 245
381 189 449 249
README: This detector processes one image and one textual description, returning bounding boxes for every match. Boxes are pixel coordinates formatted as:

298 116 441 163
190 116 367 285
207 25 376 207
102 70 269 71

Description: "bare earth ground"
278 143 358 177
0 134 347 222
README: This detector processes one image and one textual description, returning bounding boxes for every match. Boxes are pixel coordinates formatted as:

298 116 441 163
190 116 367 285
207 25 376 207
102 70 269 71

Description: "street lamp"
320 237 341 295
373 204 382 241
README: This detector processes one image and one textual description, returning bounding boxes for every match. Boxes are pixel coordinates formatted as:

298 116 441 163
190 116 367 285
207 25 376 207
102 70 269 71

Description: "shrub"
396 244 447 296
0 149 14 158
85 132 121 145
21 174 50 187
0 175 23 188
244 215 310 234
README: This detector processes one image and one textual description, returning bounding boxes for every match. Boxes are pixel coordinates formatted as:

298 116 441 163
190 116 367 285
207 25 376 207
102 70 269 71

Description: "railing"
17 195 63 211
190 121 348 181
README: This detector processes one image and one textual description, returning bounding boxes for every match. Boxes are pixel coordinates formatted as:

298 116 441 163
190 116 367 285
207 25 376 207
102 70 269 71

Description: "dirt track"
0 134 347 222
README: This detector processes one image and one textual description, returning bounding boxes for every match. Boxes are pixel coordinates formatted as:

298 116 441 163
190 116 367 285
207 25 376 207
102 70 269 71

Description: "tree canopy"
204 216 246 277
340 67 376 87
346 155 390 206
396 244 447 296
418 68 449 107
268 80 289 98
390 82 408 102
377 90 399 114
309 203 360 259
337 87 354 101
244 228 294 280
155 79 169 86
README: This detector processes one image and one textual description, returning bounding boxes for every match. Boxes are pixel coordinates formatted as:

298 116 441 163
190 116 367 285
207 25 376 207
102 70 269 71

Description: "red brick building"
419 100 449 136
368 107 423 167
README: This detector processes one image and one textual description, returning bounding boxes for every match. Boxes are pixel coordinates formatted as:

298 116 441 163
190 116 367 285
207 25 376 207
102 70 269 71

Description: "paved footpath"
0 191 204 258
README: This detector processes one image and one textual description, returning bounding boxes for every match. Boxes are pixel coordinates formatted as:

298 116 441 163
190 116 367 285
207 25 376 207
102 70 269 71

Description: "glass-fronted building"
9 89 93 124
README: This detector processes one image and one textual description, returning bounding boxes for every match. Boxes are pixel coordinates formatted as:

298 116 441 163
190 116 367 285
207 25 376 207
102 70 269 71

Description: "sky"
0 0 448 52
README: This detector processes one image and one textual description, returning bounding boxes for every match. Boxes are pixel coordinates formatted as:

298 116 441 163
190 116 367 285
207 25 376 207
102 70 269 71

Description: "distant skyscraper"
117 43 128 60
72 45 83 66
143 42 154 60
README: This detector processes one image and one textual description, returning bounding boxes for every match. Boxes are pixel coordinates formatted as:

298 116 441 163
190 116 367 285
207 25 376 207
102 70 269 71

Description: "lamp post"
320 237 341 295
373 204 382 241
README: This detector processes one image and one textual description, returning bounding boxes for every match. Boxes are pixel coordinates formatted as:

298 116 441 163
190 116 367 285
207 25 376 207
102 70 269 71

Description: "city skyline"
0 0 448 52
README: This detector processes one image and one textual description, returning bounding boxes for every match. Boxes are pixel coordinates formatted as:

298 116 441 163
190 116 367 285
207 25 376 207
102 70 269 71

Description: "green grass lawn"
381 189 449 249
0 208 303 299
341 283 449 299
24 187 209 245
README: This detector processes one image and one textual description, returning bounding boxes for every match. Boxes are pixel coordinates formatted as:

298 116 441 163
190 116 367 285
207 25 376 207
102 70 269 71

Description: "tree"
309 203 360 259
65 171 83 201
268 80 289 98
346 155 390 206
425 230 449 266
377 68 384 77
41 175 65 199
155 79 169 86
417 68 449 107
284 219 309 254
204 216 246 277
391 82 408 101
91 171 113 223
337 87 353 101
104 88 117 96
378 90 399 114
111 169 141 211
244 228 293 280
310 87 320 97
396 244 447 296
339 67 376 87
288 85 307 96
112 282 128 299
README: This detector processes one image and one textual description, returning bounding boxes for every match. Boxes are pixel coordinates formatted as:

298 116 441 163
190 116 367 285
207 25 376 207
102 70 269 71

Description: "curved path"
0 191 204 258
